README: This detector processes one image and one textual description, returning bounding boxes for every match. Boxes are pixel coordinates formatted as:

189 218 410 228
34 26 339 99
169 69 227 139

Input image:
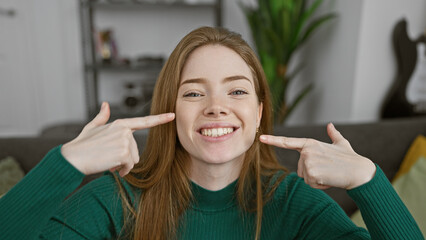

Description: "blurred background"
1 0 425 137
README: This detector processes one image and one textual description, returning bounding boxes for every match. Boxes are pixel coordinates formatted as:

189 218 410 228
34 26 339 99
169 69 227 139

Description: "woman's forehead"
180 45 254 84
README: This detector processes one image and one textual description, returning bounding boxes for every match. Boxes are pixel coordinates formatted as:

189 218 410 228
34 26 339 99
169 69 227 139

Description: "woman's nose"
203 96 229 117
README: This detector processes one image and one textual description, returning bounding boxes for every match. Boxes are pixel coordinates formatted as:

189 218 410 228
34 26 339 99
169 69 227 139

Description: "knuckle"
301 149 312 158
306 139 318 146
122 128 132 136
123 138 131 149
304 163 313 175
280 138 288 147
112 119 123 126
303 158 317 171
119 148 130 158
139 117 149 126
305 170 318 180
308 168 320 179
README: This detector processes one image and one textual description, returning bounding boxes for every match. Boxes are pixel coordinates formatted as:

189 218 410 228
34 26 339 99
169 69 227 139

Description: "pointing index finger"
259 135 307 152
119 113 175 131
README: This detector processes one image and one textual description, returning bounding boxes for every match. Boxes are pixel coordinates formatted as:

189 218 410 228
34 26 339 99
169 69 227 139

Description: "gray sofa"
1 116 425 216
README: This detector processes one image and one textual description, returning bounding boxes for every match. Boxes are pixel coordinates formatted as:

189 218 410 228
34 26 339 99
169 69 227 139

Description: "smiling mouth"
199 127 236 137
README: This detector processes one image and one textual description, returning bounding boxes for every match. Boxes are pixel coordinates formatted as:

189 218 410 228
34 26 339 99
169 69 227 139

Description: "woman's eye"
183 92 202 97
230 90 248 95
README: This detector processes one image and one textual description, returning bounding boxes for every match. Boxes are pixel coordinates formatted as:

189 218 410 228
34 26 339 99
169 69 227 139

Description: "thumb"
85 102 110 130
327 123 347 144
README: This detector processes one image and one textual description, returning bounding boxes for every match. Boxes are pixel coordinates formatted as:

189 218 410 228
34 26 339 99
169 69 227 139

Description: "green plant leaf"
286 63 305 85
271 76 285 120
281 8 292 58
283 83 314 123
263 27 283 60
261 53 277 85
299 13 337 46
294 0 323 44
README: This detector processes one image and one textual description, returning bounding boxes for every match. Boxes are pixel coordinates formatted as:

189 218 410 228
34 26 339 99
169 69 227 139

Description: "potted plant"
240 0 336 124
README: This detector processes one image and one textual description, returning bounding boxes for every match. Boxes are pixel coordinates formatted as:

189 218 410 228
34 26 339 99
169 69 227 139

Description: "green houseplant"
240 0 336 124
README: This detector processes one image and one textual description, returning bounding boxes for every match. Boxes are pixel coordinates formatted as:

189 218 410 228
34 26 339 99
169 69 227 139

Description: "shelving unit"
79 0 222 120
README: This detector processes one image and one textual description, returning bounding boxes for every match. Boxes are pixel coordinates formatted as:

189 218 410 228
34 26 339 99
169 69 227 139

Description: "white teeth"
201 127 234 137
218 128 223 135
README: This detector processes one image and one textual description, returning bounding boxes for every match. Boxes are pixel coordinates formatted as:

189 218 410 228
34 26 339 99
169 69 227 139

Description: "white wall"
0 0 85 137
2 0 426 136
286 0 426 126
351 0 426 122
32 0 86 128
285 0 365 126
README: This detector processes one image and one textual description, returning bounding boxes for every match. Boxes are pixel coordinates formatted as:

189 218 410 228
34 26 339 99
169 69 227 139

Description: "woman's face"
176 44 262 169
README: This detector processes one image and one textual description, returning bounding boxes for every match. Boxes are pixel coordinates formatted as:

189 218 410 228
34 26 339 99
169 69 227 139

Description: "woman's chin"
196 151 245 166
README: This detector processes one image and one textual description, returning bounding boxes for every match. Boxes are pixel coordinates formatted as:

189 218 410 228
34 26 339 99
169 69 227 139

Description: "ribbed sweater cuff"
0 145 85 239
347 165 423 239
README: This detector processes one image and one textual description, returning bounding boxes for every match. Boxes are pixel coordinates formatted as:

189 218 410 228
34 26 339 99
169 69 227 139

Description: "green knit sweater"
0 146 423 239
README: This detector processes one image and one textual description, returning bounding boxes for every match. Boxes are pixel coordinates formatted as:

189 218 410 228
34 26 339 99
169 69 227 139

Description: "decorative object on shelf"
381 18 426 119
95 29 119 63
121 82 151 116
240 0 336 124
123 83 141 109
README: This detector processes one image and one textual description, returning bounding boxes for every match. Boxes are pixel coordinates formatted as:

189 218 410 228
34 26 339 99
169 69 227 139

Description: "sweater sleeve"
0 145 85 239
347 165 424 239
0 145 131 240
278 173 370 239
278 166 423 239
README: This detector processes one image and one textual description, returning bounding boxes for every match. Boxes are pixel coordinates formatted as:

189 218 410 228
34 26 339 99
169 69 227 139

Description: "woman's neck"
189 157 243 191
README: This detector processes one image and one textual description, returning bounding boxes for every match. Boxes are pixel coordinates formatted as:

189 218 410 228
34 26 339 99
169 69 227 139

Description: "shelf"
85 62 163 73
84 0 217 9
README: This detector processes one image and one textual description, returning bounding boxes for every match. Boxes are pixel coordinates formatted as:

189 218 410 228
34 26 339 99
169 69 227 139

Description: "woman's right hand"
61 102 175 177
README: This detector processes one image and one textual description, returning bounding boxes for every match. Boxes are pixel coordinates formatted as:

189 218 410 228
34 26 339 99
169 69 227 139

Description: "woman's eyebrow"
180 75 252 86
223 75 252 85
180 78 207 86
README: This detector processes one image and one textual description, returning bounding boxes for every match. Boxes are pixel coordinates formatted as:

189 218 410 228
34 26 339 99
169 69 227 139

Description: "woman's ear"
257 102 263 128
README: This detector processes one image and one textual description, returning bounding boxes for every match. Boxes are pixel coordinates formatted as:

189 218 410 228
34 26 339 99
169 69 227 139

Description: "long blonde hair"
114 26 288 240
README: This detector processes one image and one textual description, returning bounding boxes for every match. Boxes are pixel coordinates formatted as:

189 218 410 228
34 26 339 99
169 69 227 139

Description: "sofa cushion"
0 156 25 196
351 135 426 235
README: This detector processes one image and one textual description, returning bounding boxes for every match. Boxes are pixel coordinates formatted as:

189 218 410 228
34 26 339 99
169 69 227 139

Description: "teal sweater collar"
190 180 238 211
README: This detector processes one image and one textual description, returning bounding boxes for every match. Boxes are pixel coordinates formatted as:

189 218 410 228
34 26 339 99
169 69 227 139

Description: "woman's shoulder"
70 172 140 203
270 171 335 206
43 172 139 238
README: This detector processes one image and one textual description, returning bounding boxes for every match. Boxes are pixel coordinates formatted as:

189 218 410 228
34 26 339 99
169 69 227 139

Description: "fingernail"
101 102 106 109
166 113 175 118
259 135 267 141
330 122 335 128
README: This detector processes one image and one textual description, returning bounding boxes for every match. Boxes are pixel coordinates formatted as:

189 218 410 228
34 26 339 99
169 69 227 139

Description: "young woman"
0 27 423 240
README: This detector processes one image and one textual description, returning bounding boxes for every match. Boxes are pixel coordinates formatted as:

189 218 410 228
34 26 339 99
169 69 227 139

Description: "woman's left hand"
259 123 376 190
